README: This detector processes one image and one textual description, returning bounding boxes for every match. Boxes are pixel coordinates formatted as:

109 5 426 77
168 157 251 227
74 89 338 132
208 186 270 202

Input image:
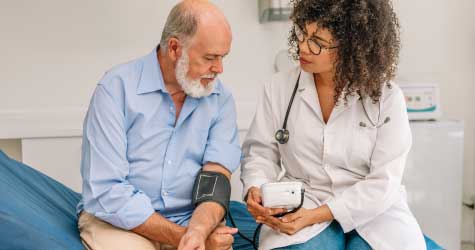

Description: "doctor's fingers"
247 204 287 219
256 218 279 231
262 216 301 235
267 207 288 216
248 187 262 203
257 215 281 228
246 199 266 215
280 211 302 223
247 202 286 218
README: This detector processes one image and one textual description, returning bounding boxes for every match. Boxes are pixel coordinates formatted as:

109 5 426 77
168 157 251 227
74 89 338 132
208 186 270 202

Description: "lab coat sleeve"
326 85 412 233
240 81 283 200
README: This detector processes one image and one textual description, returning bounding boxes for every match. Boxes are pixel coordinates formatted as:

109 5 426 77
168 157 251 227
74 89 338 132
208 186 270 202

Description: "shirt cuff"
95 191 155 230
326 198 356 233
203 139 242 173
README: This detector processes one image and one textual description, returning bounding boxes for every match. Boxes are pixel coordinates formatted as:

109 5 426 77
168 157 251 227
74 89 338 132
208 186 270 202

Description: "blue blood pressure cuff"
192 171 231 215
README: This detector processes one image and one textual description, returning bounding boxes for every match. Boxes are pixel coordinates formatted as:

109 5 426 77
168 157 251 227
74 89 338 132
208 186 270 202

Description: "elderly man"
76 1 241 249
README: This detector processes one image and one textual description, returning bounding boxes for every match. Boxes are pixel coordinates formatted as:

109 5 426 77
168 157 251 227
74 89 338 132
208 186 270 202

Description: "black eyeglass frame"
294 25 338 55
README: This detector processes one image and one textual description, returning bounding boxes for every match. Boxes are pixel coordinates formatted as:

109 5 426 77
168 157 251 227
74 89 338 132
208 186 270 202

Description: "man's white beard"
175 49 217 98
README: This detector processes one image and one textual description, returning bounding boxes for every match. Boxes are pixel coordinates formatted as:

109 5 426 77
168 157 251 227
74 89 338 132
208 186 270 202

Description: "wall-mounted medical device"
259 0 292 23
399 83 442 121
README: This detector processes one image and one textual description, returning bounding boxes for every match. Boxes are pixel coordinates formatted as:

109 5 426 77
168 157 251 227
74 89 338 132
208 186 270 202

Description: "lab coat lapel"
298 71 325 124
329 88 361 122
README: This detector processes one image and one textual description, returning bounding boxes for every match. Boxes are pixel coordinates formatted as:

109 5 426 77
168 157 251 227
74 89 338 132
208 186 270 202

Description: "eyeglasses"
294 25 338 55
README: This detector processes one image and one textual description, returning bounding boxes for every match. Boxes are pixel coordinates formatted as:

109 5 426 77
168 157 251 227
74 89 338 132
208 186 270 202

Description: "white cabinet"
404 120 464 250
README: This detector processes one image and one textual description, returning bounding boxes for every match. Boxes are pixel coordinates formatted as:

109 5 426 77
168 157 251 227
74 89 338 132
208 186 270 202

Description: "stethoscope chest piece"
275 129 290 144
274 72 301 145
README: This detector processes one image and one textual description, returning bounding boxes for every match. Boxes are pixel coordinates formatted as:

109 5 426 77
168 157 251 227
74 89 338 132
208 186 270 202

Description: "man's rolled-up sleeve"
202 93 242 173
81 83 154 230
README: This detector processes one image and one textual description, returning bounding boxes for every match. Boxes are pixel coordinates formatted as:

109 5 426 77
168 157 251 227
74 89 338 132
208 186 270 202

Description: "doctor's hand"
257 205 334 235
246 186 287 220
256 207 318 235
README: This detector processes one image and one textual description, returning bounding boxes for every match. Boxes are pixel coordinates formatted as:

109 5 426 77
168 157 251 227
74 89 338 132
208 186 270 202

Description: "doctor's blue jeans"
272 220 372 250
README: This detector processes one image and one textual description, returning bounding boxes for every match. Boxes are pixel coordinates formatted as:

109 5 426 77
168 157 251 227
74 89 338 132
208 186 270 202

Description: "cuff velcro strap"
192 171 231 215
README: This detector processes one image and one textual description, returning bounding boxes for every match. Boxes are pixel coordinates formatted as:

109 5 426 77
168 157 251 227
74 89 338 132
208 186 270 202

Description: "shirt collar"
137 46 221 95
137 47 167 95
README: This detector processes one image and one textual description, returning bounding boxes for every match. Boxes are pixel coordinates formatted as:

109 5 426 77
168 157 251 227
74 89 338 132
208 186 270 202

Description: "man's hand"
177 229 206 250
178 225 237 250
131 212 187 247
246 186 287 220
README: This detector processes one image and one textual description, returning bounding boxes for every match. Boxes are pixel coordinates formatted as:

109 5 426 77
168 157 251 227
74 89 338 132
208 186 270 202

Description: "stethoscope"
274 71 391 144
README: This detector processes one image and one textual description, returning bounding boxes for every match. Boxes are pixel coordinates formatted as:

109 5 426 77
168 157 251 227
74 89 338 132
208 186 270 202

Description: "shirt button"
167 160 172 165
163 191 169 196
170 106 174 111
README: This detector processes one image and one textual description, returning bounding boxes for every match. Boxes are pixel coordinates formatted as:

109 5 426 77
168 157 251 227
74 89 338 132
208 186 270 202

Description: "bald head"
159 0 231 50
158 0 232 95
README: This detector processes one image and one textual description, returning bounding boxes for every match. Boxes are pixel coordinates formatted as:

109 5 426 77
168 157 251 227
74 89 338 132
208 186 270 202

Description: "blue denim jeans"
226 201 442 250
273 221 371 250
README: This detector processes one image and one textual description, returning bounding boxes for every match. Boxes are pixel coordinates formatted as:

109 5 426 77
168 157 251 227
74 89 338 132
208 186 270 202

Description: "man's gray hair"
160 3 198 52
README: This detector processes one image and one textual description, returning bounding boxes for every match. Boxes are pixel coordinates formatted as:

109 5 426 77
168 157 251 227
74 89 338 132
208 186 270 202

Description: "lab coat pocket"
348 125 377 174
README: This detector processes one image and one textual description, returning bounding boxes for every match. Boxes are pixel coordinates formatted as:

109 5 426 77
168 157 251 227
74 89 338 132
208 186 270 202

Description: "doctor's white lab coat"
241 67 426 250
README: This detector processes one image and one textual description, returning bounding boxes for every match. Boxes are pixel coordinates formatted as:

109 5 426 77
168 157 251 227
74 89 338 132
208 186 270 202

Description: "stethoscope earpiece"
275 129 290 144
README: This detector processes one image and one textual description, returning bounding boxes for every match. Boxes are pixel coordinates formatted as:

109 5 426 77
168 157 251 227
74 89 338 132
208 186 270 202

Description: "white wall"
0 0 474 244
395 0 475 195
393 0 475 243
0 0 289 121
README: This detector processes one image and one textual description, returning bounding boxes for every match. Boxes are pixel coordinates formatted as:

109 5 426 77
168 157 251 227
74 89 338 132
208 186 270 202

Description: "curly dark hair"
289 0 400 103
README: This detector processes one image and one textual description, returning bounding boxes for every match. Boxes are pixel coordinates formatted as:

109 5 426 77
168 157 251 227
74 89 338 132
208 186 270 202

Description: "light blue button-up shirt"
77 48 242 230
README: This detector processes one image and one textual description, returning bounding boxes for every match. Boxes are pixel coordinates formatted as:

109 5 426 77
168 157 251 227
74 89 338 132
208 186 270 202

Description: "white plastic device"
261 182 303 209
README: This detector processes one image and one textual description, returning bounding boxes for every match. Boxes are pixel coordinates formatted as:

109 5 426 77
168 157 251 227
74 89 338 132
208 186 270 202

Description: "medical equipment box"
399 83 441 121
261 182 302 209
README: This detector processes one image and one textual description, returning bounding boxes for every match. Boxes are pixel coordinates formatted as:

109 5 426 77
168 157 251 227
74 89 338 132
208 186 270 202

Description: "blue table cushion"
0 150 83 250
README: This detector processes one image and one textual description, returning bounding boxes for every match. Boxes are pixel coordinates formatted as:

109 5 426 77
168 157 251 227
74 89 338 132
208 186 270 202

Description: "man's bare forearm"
132 212 187 246
187 201 226 237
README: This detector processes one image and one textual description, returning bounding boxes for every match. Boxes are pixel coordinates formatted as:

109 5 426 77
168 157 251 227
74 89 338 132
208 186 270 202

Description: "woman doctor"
240 0 426 249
